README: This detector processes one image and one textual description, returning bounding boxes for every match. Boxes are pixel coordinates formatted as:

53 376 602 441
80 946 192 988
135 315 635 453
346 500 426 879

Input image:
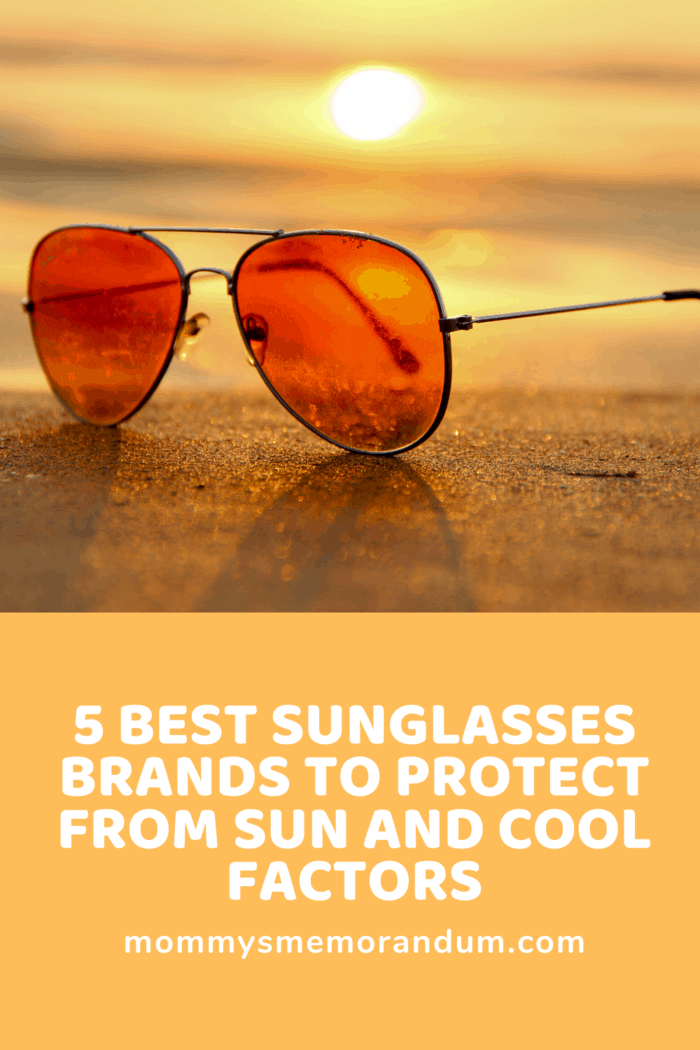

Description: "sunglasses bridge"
183 268 261 367
185 267 234 296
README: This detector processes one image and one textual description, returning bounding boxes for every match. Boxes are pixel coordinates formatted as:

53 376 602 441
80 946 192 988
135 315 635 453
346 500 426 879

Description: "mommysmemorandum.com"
124 931 585 956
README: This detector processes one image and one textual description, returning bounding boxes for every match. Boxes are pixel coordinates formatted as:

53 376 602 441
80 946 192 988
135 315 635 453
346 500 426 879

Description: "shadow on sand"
0 420 470 611
196 456 471 611
0 423 122 611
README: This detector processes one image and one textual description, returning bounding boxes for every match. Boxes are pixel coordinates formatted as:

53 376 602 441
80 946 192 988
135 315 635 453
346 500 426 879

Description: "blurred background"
2 0 699 394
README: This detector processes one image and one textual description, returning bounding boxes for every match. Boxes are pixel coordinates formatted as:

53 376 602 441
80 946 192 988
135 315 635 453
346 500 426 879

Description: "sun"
329 68 425 141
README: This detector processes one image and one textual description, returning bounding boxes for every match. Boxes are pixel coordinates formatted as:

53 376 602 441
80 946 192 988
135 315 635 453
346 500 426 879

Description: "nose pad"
242 313 268 367
174 313 210 361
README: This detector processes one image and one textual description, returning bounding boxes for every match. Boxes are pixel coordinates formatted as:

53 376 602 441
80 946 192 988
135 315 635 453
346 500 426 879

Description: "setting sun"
329 68 425 140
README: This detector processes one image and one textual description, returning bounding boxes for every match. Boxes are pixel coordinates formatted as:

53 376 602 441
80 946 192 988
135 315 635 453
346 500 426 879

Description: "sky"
2 0 699 176
1 0 699 390
4 0 699 65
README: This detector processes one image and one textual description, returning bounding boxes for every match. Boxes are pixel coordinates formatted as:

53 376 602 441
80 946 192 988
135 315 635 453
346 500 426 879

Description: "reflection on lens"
235 233 447 453
29 227 183 425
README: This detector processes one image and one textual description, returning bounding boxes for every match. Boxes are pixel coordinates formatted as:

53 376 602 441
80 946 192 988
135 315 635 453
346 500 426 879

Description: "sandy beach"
1 386 697 611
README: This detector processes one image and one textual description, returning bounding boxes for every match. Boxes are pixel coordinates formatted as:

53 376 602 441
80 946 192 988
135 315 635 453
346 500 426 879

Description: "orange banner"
2 612 696 1047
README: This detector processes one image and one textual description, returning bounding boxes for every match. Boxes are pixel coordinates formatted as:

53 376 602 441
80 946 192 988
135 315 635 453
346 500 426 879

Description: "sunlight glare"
330 68 425 141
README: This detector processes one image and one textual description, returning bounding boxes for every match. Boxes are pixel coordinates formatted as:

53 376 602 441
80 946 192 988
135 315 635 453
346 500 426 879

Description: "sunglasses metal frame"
23 223 699 456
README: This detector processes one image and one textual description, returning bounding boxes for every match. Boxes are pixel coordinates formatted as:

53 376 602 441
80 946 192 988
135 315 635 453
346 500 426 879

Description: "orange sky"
2 0 699 391
2 0 699 178
4 0 700 66
2 59 699 181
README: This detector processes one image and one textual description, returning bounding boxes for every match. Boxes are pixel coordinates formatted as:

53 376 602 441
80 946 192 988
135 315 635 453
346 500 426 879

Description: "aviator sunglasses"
22 224 700 455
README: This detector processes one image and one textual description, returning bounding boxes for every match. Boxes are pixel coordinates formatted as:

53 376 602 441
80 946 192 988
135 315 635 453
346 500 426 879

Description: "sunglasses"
22 224 699 456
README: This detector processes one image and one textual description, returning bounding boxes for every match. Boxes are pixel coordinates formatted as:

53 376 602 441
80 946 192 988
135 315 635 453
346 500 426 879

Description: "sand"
0 386 698 612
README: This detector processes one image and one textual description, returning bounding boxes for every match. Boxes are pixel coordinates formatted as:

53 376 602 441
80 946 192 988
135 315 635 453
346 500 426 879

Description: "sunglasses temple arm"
439 289 700 332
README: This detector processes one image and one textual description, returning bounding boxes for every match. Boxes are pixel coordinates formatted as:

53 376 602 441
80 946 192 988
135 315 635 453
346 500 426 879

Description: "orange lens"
29 227 184 425
235 234 447 452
